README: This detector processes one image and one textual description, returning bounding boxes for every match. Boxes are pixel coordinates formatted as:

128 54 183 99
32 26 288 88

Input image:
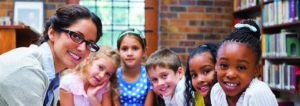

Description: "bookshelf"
232 0 300 105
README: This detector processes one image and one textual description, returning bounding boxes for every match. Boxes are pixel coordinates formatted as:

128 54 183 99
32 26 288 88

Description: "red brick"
161 26 178 32
206 7 222 13
187 34 203 40
205 34 221 40
215 1 231 7
215 14 231 20
214 28 231 33
160 33 168 40
197 14 214 19
0 3 13 9
179 41 195 46
170 47 186 53
160 6 169 11
0 10 6 16
197 1 213 6
169 33 186 39
196 27 213 33
160 19 169 25
160 13 177 19
179 13 196 19
223 8 232 13
224 21 232 27
161 0 177 5
206 20 223 27
189 20 204 26
179 53 189 61
196 40 221 46
170 20 187 26
160 40 178 46
179 0 196 5
187 7 205 12
170 6 186 12
179 27 196 32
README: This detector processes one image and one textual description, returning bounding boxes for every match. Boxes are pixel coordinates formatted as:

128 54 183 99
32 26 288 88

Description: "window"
80 0 145 48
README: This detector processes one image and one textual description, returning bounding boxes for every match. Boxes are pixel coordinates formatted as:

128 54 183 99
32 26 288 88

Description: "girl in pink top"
59 45 121 106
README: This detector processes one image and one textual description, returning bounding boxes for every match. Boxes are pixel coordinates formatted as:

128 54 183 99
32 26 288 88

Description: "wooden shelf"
233 5 261 18
262 56 300 60
263 21 300 33
263 0 273 4
271 88 300 95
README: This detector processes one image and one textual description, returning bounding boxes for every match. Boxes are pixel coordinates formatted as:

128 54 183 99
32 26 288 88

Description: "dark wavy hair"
39 4 103 44
184 43 219 106
220 19 261 64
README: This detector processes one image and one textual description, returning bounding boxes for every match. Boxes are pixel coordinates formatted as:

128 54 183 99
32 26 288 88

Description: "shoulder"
210 83 227 105
244 79 278 105
60 73 83 94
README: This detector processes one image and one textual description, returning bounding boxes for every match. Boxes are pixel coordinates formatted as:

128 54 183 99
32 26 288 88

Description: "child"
145 48 185 106
185 43 219 106
115 28 154 106
59 45 121 106
210 20 278 106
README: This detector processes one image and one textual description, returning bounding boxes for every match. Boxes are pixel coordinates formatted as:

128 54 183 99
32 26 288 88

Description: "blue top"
40 43 60 106
117 65 152 106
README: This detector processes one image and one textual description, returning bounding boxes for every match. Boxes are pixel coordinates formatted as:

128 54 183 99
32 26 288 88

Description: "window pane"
129 25 144 31
113 8 128 25
129 7 144 24
113 30 122 48
97 30 112 46
97 7 112 24
113 1 128 7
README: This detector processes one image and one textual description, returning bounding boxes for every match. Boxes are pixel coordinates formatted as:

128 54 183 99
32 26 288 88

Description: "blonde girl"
60 45 120 106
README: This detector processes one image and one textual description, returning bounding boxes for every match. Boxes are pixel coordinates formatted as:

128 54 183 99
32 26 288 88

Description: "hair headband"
118 28 146 45
234 23 257 32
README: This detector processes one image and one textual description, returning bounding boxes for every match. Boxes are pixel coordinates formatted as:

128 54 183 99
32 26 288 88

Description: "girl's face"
119 36 146 68
50 19 97 69
148 66 183 97
189 52 215 97
87 57 116 86
216 42 260 99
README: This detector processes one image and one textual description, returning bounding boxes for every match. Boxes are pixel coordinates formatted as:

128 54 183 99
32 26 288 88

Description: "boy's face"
147 66 183 97
216 43 260 99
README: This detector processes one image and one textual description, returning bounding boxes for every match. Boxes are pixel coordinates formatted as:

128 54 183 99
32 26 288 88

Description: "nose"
226 69 237 79
77 42 87 52
196 75 204 84
98 71 105 79
127 49 133 56
158 79 165 86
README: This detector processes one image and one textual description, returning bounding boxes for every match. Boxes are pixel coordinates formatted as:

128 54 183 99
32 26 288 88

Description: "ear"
176 67 184 80
142 47 148 57
48 26 56 42
254 64 262 78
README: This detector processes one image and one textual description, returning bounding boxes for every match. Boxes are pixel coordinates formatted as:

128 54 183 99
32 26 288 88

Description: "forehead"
217 42 256 61
120 36 143 46
147 66 175 76
67 19 97 42
189 53 214 68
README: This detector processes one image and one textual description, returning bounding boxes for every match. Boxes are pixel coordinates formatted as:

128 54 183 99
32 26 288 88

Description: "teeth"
161 88 167 91
69 52 80 59
227 83 237 86
200 86 208 90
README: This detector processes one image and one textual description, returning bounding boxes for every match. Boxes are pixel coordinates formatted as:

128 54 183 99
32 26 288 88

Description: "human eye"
98 66 103 70
162 74 167 78
121 47 128 51
105 72 111 76
151 78 157 82
133 47 139 50
204 70 211 74
219 63 228 70
191 74 197 78
237 65 246 70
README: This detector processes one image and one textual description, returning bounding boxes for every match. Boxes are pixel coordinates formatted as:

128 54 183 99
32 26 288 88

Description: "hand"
87 81 108 97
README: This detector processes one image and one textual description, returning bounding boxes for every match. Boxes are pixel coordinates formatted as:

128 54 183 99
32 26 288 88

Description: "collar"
39 42 57 81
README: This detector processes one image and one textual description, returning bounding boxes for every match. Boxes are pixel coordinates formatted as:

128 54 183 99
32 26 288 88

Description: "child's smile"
216 42 260 98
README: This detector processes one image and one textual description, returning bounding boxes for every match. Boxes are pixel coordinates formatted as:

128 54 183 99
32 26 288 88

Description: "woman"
0 4 102 106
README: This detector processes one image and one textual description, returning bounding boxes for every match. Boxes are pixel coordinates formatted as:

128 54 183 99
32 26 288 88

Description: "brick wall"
159 0 232 65
0 0 67 22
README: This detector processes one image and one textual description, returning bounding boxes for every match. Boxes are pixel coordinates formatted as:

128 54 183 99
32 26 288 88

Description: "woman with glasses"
0 4 102 106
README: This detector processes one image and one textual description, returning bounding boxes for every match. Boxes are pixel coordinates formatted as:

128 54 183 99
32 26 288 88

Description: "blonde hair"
74 45 121 99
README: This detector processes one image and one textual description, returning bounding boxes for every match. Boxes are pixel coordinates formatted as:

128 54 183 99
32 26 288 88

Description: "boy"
145 48 185 106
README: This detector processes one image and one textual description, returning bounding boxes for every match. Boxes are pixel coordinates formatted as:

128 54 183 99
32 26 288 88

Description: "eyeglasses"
60 28 99 52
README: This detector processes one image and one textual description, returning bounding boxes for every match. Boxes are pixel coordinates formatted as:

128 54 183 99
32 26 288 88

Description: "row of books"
263 61 300 91
262 0 300 27
233 0 260 12
261 30 300 57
